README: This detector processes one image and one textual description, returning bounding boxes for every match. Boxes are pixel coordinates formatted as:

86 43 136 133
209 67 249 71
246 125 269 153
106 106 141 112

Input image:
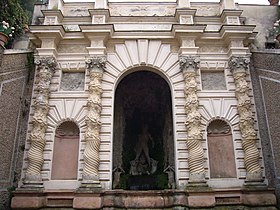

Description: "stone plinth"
11 188 277 209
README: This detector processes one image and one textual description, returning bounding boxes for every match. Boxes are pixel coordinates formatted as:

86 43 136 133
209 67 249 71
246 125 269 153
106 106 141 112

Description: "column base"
80 180 102 189
22 173 44 188
245 171 264 181
244 172 265 188
22 181 44 188
243 181 267 190
80 174 102 189
187 173 208 187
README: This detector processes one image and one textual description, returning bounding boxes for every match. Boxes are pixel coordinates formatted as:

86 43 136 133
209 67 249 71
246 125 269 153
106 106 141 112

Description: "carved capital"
228 56 250 74
179 56 200 73
86 55 106 72
34 56 58 73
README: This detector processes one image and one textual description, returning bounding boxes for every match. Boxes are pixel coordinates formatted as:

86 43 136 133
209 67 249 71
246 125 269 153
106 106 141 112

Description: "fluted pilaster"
81 55 106 188
228 56 262 182
24 56 57 187
179 56 206 184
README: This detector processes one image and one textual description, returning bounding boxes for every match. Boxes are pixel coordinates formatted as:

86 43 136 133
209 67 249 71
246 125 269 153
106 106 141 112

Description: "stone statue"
129 125 158 175
113 166 125 188
135 125 154 164
164 165 176 189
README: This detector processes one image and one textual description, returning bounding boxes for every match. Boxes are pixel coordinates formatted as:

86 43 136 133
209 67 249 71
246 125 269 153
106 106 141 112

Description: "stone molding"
207 119 231 134
24 56 57 186
81 55 106 188
179 56 205 183
228 56 262 182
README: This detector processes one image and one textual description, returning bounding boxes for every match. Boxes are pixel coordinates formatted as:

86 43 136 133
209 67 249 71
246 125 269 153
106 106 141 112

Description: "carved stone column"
24 56 57 187
229 56 263 183
179 56 206 185
81 55 106 188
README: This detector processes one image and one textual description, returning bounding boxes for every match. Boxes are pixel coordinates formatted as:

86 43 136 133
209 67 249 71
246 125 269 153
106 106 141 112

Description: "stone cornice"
175 8 197 18
220 9 243 20
29 25 65 40
79 24 114 36
219 25 256 40
89 9 110 20
41 10 64 21
172 24 206 40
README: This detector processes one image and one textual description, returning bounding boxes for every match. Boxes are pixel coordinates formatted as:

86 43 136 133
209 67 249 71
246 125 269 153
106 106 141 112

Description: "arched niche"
113 70 175 190
207 119 237 178
51 121 80 180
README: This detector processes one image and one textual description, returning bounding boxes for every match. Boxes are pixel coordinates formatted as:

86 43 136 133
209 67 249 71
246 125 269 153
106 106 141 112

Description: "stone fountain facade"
11 0 277 209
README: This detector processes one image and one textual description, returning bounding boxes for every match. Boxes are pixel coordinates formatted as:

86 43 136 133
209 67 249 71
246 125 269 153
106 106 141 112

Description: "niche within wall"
51 121 80 180
113 70 175 190
207 119 237 178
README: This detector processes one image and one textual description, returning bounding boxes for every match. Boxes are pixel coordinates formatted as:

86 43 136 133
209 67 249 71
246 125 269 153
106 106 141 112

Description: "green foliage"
0 0 36 47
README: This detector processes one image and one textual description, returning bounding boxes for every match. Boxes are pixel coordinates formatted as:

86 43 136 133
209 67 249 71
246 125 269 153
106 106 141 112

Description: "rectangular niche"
201 71 227 90
60 72 85 91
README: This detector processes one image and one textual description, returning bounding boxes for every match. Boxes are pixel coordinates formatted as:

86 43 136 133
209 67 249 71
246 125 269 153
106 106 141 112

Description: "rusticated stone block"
188 194 215 207
173 193 188 206
73 196 102 209
103 194 125 207
11 196 46 209
242 193 276 206
124 195 165 208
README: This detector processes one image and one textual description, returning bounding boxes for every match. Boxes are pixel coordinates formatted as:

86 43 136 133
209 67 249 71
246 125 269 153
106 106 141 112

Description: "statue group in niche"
129 125 158 175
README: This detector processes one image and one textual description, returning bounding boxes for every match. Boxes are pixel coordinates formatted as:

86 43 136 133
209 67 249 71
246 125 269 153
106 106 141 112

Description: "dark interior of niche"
113 70 174 190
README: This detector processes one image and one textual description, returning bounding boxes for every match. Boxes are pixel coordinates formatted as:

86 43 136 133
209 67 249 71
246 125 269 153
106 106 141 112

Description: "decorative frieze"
24 56 57 187
81 55 106 188
228 56 262 182
179 56 205 184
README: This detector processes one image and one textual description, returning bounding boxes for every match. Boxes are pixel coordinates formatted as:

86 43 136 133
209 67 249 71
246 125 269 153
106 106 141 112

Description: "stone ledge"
11 188 277 209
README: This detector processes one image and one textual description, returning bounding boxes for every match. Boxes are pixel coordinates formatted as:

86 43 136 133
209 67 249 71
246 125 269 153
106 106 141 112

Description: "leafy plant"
0 0 35 47
0 21 15 37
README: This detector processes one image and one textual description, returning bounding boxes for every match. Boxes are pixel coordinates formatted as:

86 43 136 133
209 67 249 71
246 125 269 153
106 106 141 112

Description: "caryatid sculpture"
24 56 57 187
229 56 262 182
82 55 106 188
179 56 206 184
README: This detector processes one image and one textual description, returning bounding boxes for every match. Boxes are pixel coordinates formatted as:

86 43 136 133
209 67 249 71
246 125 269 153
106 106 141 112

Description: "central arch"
112 70 175 190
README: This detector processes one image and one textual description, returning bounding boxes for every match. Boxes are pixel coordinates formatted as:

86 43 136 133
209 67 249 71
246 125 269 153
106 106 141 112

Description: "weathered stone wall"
251 51 280 208
238 5 279 49
0 50 34 209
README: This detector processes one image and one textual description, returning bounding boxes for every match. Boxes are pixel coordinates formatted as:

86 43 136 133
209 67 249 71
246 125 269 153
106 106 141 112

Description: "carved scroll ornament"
229 56 262 181
82 56 106 187
179 56 205 183
25 56 57 184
